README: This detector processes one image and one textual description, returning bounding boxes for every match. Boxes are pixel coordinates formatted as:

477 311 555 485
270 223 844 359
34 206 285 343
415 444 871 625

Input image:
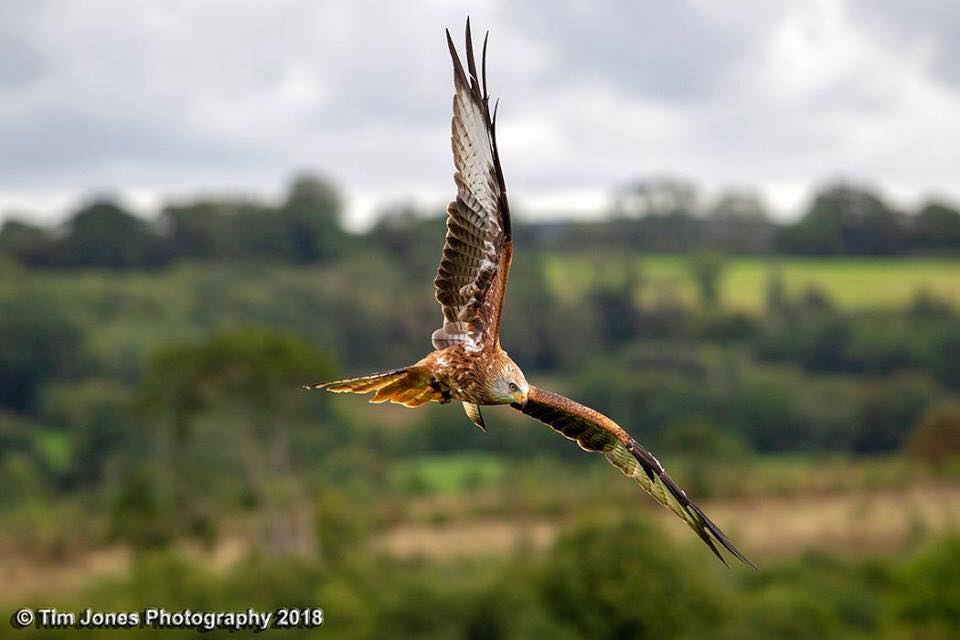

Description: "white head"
489 355 529 406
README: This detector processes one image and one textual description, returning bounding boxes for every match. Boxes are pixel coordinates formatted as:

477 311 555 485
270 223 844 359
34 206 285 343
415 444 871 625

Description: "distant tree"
137 327 335 552
660 417 751 497
912 201 960 251
850 376 941 453
709 190 767 219
0 219 58 266
500 254 581 370
541 517 723 638
764 266 789 317
368 203 444 275
233 204 296 260
0 292 84 411
917 323 960 389
161 200 236 259
908 402 960 468
587 260 644 346
908 289 955 321
59 200 160 268
41 379 134 486
612 176 699 218
162 199 287 261
705 189 777 253
281 174 346 263
778 184 909 255
755 285 850 371
687 251 727 309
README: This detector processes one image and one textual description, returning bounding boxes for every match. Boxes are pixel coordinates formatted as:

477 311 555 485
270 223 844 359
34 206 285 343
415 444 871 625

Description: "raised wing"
514 386 756 568
432 20 512 354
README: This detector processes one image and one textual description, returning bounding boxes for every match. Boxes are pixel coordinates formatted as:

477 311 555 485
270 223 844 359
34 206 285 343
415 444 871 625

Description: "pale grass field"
544 255 960 312
378 481 960 562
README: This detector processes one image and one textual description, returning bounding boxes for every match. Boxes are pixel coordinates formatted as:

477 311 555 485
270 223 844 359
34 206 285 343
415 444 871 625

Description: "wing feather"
514 386 756 568
433 20 512 353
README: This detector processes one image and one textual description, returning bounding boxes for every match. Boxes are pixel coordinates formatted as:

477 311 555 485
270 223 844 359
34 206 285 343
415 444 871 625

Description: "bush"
908 402 960 468
539 517 726 639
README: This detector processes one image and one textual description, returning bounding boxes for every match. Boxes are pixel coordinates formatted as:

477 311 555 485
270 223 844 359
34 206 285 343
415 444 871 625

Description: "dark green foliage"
283 174 347 263
105 328 339 550
848 375 943 453
539 517 725 639
687 251 727 309
58 200 162 268
913 202 960 253
585 260 643 345
40 379 136 486
367 204 444 274
159 176 346 264
0 290 85 411
756 285 960 390
706 190 777 253
500 254 583 370
0 219 58 265
892 538 960 633
777 184 910 256
141 326 335 414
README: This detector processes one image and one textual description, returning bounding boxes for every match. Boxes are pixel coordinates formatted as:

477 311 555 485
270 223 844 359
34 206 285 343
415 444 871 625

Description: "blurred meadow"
3 2 960 638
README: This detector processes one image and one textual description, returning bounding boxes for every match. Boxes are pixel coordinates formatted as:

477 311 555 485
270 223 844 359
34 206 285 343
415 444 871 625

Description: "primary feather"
433 22 513 353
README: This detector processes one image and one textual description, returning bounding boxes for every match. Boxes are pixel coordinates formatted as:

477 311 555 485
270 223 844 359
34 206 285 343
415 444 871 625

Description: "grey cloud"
0 32 46 88
0 107 265 180
845 0 960 87
511 0 754 102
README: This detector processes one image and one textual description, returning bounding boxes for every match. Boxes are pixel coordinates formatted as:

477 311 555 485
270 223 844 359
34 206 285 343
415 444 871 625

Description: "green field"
544 255 960 312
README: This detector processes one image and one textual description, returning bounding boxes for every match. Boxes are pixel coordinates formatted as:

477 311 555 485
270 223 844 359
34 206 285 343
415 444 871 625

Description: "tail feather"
403 388 437 408
371 378 410 403
305 367 443 408
305 368 409 394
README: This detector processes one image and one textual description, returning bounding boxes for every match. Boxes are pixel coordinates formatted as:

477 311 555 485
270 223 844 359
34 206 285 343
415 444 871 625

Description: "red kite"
309 20 754 568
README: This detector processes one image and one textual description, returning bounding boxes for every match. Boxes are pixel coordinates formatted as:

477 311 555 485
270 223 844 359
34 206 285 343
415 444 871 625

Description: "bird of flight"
308 20 755 568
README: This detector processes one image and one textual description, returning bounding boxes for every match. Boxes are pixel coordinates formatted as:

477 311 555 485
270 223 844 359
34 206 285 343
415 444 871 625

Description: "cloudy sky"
1 0 958 228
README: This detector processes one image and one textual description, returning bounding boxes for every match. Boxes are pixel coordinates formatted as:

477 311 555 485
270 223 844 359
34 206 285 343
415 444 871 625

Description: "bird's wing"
513 385 756 568
432 20 513 354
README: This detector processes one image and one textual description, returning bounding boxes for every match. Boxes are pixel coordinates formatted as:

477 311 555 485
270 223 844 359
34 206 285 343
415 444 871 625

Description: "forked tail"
304 367 443 407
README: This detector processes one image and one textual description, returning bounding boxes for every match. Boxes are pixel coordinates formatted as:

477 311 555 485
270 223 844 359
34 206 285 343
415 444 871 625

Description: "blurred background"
2 1 960 638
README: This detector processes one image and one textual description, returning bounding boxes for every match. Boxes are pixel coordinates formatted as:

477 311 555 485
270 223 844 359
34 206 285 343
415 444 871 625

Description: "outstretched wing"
432 20 513 354
513 386 756 568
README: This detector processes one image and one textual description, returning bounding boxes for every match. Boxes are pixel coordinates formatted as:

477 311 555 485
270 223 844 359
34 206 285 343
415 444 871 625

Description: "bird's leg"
430 379 452 404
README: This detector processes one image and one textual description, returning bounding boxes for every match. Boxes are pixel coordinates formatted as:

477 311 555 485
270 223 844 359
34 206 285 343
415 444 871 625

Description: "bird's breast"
425 347 499 405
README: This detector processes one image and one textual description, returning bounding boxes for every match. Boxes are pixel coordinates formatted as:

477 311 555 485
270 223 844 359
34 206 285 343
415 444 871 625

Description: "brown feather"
434 21 512 353
307 367 446 408
514 386 756 569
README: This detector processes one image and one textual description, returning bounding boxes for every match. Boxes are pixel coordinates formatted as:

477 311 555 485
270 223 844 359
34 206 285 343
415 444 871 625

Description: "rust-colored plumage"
307 20 754 568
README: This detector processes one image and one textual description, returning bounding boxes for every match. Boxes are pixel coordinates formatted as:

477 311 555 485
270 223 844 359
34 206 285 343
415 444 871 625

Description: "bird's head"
490 354 529 406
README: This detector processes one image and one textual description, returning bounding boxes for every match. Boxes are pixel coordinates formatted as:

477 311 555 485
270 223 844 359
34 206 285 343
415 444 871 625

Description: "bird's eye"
508 382 519 392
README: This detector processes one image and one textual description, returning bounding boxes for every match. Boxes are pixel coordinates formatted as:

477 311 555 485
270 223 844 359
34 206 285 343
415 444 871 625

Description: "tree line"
0 175 346 269
2 175 959 269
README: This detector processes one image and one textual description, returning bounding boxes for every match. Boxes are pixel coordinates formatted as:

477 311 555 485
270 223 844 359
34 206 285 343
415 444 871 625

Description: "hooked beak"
511 390 528 408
